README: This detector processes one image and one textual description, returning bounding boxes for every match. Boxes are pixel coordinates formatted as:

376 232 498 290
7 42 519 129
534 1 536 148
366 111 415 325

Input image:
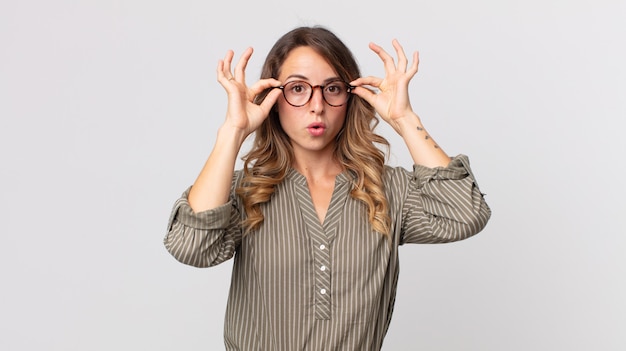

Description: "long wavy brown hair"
237 26 391 236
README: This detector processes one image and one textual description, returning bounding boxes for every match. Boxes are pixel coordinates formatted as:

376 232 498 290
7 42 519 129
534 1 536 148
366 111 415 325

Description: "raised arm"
187 48 282 212
350 40 450 169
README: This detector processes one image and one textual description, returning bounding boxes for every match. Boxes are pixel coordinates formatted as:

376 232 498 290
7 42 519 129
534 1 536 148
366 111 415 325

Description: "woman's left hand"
350 39 419 136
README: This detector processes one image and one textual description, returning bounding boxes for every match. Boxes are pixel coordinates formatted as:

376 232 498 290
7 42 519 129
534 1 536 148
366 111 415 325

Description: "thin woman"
164 26 491 350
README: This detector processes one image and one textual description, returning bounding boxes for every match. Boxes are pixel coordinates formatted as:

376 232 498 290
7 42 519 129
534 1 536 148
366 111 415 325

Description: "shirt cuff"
167 187 234 231
412 154 472 187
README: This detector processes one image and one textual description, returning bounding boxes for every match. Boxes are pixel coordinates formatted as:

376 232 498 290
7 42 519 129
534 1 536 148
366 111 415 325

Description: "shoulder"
382 165 414 206
383 164 413 185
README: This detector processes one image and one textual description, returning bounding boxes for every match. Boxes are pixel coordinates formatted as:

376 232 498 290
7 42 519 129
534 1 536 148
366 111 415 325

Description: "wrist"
393 111 422 137
216 124 248 148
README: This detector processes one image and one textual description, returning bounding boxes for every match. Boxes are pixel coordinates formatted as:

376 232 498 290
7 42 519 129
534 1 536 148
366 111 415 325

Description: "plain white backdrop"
1 0 624 350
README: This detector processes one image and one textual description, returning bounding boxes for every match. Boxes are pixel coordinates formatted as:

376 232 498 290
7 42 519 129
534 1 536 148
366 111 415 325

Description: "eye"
325 82 344 95
287 82 309 95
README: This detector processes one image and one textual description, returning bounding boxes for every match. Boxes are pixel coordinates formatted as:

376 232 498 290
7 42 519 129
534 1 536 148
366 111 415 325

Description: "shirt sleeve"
398 154 491 245
163 173 244 268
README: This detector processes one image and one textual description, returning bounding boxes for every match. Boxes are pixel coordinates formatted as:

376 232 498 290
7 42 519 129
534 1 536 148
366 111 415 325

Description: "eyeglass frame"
278 80 354 107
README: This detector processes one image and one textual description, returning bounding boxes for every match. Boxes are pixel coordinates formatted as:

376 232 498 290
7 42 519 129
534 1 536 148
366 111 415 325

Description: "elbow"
431 203 491 243
164 236 212 268
459 201 492 240
163 226 236 268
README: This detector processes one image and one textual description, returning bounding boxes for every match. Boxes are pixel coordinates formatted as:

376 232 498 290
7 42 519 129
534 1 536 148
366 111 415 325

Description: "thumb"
259 88 282 111
350 85 377 105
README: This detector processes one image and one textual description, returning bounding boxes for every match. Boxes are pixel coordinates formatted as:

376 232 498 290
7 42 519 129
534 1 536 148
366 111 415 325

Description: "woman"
164 26 491 350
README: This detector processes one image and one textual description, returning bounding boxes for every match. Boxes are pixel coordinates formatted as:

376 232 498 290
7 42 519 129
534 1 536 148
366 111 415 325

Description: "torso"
307 177 336 224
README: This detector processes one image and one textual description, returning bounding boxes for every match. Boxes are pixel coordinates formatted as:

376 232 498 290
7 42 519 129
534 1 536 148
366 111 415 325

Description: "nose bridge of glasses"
311 84 326 101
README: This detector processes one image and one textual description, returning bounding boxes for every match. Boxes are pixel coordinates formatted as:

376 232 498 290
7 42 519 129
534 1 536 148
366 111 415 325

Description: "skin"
276 47 348 222
187 38 451 222
350 40 450 168
277 46 348 163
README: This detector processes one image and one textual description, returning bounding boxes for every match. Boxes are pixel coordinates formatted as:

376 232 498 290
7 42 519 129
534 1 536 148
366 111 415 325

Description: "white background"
1 0 624 350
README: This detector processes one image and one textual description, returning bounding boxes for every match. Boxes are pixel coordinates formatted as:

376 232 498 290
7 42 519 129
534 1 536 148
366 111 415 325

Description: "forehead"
279 46 338 81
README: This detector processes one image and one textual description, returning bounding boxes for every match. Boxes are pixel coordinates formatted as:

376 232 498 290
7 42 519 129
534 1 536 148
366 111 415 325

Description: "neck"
292 155 343 182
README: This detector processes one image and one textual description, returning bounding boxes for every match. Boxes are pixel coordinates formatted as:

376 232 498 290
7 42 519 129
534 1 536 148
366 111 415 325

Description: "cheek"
331 108 348 128
277 100 296 131
276 98 289 117
277 100 302 123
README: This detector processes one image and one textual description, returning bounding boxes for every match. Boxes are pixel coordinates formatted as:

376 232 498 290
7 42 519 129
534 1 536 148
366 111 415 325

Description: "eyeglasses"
279 80 353 107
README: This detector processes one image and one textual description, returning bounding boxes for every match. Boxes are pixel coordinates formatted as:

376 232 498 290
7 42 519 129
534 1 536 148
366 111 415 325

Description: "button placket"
314 239 331 320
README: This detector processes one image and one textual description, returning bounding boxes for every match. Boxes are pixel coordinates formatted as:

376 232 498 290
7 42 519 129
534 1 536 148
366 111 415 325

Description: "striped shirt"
164 154 491 350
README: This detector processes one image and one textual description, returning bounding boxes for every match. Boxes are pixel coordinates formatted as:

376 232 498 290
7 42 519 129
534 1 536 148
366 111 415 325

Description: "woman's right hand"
217 47 282 137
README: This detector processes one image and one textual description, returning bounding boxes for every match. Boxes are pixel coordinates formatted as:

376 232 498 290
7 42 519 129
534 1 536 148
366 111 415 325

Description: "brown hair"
237 26 391 235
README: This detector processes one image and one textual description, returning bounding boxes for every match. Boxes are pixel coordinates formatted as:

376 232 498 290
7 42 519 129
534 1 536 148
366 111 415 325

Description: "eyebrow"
284 74 343 83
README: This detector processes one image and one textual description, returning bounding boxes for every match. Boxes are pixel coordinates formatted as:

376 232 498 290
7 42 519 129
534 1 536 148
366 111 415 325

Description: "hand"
349 39 419 135
217 47 282 137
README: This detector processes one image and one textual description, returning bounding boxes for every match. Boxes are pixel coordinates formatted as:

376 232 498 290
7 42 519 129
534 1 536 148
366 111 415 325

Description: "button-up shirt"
164 154 491 350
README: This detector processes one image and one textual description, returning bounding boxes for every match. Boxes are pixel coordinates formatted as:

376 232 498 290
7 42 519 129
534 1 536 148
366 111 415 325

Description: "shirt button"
320 265 326 271
320 288 326 295
319 244 326 250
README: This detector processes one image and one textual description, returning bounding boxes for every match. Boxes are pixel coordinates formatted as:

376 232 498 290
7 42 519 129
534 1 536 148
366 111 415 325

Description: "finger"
349 85 378 104
217 50 235 84
234 47 253 83
223 50 235 77
401 51 419 82
217 59 225 81
217 60 231 86
408 51 420 77
258 87 283 111
392 39 408 72
248 78 282 107
249 78 282 97
369 42 397 73
350 76 383 88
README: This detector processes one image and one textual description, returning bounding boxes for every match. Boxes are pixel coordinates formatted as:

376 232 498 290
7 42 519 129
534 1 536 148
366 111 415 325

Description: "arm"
353 40 490 242
188 47 282 212
395 155 491 244
164 183 243 267
350 40 450 168
164 49 282 267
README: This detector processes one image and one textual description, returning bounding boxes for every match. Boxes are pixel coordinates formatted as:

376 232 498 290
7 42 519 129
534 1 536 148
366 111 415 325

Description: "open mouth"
307 123 326 136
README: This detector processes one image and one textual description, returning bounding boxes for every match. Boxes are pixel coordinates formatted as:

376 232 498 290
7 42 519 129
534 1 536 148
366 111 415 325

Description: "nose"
309 86 325 112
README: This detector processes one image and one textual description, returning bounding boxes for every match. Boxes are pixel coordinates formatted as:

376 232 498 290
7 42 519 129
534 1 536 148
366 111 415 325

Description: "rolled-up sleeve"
399 154 491 244
164 182 243 268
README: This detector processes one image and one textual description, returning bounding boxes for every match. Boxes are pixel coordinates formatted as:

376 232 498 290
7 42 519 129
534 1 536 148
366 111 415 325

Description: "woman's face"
276 46 347 157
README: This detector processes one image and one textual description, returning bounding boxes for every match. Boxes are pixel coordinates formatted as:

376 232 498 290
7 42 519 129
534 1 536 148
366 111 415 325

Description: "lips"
307 122 326 137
